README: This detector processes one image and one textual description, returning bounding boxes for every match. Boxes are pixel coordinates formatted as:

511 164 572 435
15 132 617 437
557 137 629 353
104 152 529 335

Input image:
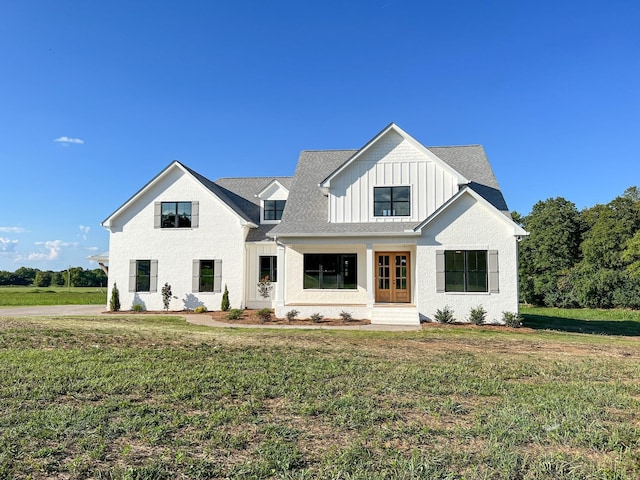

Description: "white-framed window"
263 200 286 221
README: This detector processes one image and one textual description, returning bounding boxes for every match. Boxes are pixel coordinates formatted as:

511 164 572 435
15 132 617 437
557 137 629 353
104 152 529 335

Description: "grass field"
0 286 106 306
0 314 639 479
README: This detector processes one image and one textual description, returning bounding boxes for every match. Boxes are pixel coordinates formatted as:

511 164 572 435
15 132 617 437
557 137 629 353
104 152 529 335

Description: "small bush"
285 309 299 321
221 285 230 311
227 308 243 320
109 283 120 312
469 305 486 325
131 303 144 312
257 308 272 322
434 306 455 324
502 311 523 328
339 310 353 323
310 312 323 323
193 306 208 314
161 282 172 311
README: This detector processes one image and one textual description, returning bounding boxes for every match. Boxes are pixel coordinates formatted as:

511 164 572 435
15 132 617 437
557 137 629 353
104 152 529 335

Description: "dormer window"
374 186 410 217
264 200 286 221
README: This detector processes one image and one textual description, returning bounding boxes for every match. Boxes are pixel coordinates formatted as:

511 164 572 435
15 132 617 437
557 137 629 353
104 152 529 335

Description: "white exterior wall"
106 167 247 311
415 194 520 324
329 130 459 223
245 242 278 308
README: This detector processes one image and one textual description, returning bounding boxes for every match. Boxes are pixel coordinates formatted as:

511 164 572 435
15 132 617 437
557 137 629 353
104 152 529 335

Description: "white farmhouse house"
99 123 528 325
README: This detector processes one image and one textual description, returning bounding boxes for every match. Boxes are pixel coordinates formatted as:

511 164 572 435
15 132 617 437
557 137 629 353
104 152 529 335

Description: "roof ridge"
428 144 483 148
300 149 358 153
215 176 293 181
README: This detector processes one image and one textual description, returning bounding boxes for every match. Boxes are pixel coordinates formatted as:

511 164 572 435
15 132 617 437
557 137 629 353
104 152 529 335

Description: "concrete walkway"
0 305 421 332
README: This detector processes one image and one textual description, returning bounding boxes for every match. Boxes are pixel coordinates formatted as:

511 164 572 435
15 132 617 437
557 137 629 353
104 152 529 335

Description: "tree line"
515 186 640 309
0 267 107 288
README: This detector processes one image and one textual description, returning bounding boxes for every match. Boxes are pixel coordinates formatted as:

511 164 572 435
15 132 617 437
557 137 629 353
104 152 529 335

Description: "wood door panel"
375 252 410 303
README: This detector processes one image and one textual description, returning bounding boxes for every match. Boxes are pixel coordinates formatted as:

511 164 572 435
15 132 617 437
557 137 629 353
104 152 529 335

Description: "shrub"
109 283 120 312
227 308 243 320
221 285 230 311
468 305 486 325
434 306 455 324
339 310 353 323
194 305 208 314
257 308 272 322
285 309 299 321
310 312 323 323
502 311 523 328
161 282 172 311
131 303 144 312
257 276 273 299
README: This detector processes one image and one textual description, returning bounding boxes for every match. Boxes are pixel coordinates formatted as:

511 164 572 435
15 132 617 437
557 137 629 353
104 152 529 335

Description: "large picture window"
374 186 410 217
303 254 357 289
445 250 488 292
264 200 286 221
161 202 192 228
259 255 277 282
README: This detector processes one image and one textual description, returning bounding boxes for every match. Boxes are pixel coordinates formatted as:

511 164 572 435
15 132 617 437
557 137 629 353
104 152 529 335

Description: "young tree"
221 285 230 311
110 283 121 312
161 283 172 311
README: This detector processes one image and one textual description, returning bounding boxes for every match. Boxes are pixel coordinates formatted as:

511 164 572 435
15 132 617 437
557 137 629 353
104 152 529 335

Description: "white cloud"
28 240 77 261
54 136 85 145
79 225 91 239
0 237 18 252
0 227 26 233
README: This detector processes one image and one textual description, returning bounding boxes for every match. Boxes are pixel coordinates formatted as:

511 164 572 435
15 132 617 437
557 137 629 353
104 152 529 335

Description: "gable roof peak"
319 123 469 188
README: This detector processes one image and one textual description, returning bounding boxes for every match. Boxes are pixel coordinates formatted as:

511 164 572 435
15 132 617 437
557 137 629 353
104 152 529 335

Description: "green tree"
221 285 230 311
519 197 582 306
572 187 640 308
13 267 39 286
50 272 65 286
34 271 52 287
110 283 121 312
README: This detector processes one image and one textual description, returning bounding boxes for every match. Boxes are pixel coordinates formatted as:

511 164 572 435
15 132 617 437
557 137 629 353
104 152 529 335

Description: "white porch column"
276 243 285 307
366 242 374 307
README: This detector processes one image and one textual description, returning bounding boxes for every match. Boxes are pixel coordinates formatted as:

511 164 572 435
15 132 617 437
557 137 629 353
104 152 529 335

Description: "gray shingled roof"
268 145 509 237
213 176 293 241
428 145 509 213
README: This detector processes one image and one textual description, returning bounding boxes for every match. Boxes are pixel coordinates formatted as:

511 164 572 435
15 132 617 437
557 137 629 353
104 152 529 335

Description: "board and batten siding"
328 131 459 223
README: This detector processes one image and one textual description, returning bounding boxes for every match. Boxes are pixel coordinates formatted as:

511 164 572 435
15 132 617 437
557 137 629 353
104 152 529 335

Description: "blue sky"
1 0 639 272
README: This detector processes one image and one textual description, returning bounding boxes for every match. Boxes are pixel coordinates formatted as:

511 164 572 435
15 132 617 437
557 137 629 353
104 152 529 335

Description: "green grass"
1 315 639 478
522 305 640 336
0 286 106 306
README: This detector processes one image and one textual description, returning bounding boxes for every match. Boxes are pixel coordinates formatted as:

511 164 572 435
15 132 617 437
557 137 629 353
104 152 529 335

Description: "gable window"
155 202 199 229
161 202 192 228
445 250 487 292
303 254 357 289
192 259 222 293
259 255 277 282
129 260 158 292
264 200 286 221
374 186 410 217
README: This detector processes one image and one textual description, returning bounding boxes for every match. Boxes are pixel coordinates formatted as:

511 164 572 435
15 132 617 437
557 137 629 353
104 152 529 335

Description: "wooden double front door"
375 252 411 303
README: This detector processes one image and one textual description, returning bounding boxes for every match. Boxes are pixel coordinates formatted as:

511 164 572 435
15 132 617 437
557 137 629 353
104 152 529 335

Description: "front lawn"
0 315 639 479
0 286 106 306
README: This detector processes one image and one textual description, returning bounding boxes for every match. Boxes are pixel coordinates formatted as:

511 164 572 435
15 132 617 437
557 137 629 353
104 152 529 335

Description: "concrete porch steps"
371 304 420 326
